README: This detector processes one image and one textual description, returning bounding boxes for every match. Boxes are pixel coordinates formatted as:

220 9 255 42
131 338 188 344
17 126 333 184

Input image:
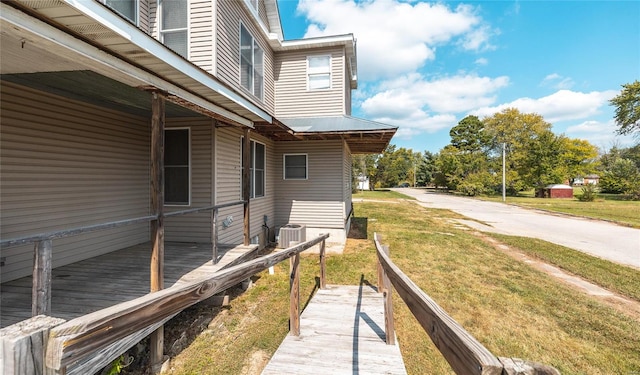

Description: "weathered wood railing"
374 233 560 375
44 233 329 373
0 200 245 317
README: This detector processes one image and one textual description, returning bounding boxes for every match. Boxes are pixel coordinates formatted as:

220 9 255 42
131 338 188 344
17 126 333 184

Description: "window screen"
164 129 190 205
284 154 307 180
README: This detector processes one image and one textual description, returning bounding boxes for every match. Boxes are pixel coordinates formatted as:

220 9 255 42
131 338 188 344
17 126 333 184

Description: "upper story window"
104 0 138 24
165 128 191 205
159 0 188 58
240 24 264 100
242 139 266 198
308 55 331 90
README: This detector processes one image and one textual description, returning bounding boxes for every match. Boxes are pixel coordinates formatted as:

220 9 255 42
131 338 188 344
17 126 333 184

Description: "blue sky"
277 0 640 153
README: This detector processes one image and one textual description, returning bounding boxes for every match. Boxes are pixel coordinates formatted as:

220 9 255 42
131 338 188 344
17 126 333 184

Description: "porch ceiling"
2 71 199 118
1 1 268 126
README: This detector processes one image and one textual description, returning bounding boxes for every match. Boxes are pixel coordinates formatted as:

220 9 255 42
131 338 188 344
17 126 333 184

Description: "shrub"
578 184 598 202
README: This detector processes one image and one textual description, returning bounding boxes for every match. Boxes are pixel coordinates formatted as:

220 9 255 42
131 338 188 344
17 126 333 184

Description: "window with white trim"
159 0 188 58
104 0 138 24
307 55 331 90
164 128 190 205
240 24 264 100
242 139 265 198
284 154 307 180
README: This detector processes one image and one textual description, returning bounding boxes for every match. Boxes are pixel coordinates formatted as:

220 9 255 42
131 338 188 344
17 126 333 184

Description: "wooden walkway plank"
262 284 407 375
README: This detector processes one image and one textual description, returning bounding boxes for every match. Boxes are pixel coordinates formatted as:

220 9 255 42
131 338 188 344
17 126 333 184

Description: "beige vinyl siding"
257 0 270 30
138 0 150 34
275 140 346 229
343 141 353 219
214 127 276 246
215 0 275 113
164 118 213 243
345 65 352 115
274 47 346 118
0 82 150 282
149 0 158 38
248 133 276 246
215 126 244 245
190 0 214 73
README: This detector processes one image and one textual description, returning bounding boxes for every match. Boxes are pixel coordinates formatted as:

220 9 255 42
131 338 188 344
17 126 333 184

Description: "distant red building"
545 184 574 198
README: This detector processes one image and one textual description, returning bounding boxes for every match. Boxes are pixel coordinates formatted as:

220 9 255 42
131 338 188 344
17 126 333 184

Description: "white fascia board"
1 3 253 127
62 0 271 123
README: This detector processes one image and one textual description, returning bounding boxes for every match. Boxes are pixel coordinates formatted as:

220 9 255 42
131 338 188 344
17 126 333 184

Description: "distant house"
584 174 600 185
357 174 370 190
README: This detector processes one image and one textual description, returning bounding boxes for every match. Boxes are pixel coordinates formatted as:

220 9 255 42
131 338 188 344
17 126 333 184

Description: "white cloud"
375 113 457 138
361 73 509 116
297 0 495 80
471 89 618 123
475 57 489 65
565 119 636 148
540 73 575 90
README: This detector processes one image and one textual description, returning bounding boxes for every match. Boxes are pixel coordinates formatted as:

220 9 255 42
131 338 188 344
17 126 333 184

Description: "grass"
166 200 640 375
486 234 640 302
352 189 416 200
479 191 640 228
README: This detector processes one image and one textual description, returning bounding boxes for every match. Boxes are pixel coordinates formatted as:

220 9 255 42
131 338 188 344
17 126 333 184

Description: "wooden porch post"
150 91 165 373
32 239 52 316
243 127 251 246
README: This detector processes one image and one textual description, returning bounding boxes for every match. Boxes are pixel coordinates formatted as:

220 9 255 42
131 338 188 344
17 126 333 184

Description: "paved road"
395 188 640 269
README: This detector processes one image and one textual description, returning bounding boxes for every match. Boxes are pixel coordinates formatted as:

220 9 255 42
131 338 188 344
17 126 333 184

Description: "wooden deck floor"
0 242 259 328
262 284 407 375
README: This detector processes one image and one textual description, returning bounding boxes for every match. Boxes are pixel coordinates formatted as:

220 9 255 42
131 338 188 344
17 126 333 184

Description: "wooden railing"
0 200 245 317
45 233 329 373
374 233 560 375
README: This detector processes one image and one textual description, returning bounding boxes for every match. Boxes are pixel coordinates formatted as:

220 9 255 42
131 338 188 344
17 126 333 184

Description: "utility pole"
502 142 506 202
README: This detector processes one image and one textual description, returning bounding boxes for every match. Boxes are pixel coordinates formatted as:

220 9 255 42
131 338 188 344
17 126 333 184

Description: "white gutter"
63 0 272 123
1 3 255 127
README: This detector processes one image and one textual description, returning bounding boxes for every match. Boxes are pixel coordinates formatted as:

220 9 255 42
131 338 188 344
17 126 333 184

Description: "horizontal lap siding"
215 126 243 245
190 0 214 72
215 0 275 113
138 0 150 34
275 141 345 229
0 82 150 282
248 132 276 244
274 47 346 118
164 118 213 243
343 142 352 216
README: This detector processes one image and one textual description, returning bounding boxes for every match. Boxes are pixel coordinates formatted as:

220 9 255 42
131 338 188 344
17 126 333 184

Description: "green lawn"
352 189 416 200
166 200 640 375
480 191 640 228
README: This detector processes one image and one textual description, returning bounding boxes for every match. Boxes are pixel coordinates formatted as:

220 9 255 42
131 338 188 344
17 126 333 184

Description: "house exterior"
0 0 397 284
1 0 397 372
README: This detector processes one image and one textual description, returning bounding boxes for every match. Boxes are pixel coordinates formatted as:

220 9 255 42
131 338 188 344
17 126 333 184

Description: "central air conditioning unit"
278 224 306 248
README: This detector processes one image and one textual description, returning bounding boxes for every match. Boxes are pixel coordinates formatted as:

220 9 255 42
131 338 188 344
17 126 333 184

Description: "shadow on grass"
348 217 368 239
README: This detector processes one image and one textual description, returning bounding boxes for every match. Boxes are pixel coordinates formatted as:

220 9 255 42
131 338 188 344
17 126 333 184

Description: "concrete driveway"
395 188 640 269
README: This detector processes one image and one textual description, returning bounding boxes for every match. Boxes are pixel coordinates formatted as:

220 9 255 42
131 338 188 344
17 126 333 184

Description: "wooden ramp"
262 284 407 375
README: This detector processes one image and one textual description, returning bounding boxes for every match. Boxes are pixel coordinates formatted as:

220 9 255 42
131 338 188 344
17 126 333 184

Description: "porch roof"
1 0 270 127
254 116 397 154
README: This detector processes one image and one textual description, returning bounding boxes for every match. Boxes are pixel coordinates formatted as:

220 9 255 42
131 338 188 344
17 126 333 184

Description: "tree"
449 115 490 153
559 137 599 185
599 157 640 198
373 145 415 188
416 151 436 186
610 80 640 136
483 108 553 193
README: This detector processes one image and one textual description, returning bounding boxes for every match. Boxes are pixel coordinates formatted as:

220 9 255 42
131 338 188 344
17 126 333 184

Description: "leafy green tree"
434 145 464 190
559 137 599 185
599 158 640 197
610 80 640 136
449 115 490 152
373 145 415 188
521 130 565 194
483 108 553 193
